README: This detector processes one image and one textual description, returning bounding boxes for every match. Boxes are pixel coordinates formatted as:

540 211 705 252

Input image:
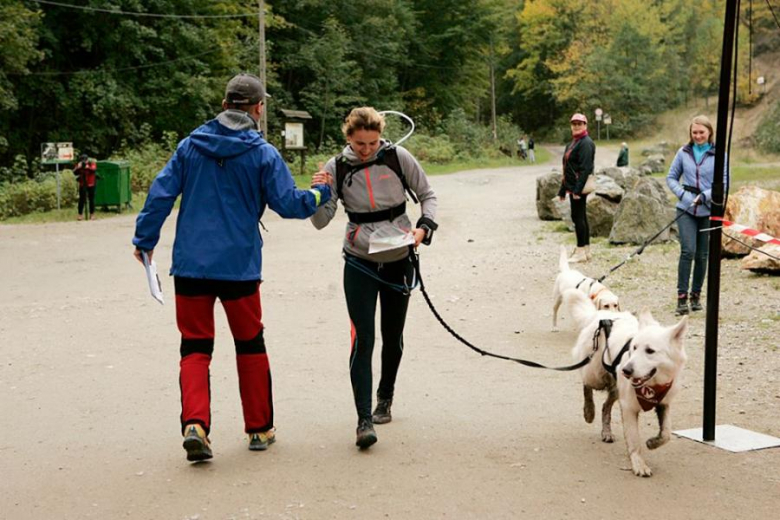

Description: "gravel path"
2 146 779 519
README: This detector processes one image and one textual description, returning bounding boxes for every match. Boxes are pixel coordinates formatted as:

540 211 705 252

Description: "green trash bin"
94 160 132 212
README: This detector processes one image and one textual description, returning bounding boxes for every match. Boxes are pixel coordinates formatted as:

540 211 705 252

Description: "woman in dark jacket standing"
666 115 727 315
558 113 596 263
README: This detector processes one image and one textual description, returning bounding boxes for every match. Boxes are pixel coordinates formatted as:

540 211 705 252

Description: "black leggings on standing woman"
570 193 590 247
343 253 413 421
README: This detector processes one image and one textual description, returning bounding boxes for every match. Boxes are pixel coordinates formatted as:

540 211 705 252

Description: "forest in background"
1 0 779 181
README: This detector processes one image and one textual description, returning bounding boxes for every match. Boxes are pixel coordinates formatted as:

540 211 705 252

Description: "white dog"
552 245 620 331
565 289 688 477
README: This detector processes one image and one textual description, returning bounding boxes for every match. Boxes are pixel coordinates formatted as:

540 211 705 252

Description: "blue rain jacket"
133 111 330 281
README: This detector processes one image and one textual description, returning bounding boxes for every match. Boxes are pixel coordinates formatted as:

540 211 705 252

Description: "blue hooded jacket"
133 110 330 281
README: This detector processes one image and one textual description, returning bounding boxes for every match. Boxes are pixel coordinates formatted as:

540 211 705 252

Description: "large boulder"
592 175 624 203
599 166 642 189
633 176 670 206
536 171 563 220
549 192 620 238
551 197 569 222
722 186 780 257
741 244 780 274
587 195 620 237
609 191 673 245
639 154 666 173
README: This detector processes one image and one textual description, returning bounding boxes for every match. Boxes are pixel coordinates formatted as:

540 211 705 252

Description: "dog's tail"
563 288 597 330
559 244 570 272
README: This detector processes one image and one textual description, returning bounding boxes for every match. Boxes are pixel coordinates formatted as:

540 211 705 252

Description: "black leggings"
343 253 413 421
78 186 96 216
570 193 590 247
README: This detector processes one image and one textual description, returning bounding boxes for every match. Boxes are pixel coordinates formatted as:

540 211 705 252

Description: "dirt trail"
2 146 779 519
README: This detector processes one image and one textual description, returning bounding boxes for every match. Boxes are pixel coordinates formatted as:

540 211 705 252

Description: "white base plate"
674 425 780 452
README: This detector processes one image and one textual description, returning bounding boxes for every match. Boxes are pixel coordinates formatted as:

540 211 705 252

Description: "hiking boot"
182 423 213 462
675 294 689 316
248 429 276 451
355 418 377 449
690 292 703 312
584 245 592 261
372 398 393 425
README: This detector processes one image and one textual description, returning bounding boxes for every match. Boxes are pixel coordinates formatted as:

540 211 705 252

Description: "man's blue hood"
190 111 265 160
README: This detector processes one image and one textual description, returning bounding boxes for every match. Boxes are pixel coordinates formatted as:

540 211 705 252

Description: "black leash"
411 250 604 371
597 202 694 284
345 247 607 371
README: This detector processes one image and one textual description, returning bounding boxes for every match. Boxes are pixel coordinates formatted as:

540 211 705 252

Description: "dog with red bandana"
565 289 688 477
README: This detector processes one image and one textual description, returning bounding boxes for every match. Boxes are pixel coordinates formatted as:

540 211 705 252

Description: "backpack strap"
380 147 418 204
334 146 419 204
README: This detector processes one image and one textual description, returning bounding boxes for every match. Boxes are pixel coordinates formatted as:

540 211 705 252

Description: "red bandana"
635 381 674 411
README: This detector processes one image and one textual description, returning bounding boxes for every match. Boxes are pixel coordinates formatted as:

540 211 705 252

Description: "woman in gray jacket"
311 107 438 449
666 115 727 315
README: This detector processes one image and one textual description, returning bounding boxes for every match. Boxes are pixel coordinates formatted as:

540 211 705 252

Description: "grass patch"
2 192 150 225
729 166 780 187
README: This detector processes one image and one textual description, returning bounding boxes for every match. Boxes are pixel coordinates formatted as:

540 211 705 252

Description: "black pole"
703 0 739 442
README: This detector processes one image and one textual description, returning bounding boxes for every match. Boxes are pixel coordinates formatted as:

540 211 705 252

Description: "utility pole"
258 0 267 137
489 40 497 141
702 0 739 442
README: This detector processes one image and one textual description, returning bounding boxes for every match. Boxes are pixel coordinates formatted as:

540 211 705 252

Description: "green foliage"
0 170 78 219
114 131 180 194
403 133 457 164
0 154 30 185
756 101 780 154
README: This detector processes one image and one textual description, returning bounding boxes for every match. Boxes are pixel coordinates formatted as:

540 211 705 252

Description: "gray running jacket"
311 141 438 263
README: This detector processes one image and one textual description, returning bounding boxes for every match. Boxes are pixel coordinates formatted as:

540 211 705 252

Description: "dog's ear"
638 308 658 329
669 315 689 346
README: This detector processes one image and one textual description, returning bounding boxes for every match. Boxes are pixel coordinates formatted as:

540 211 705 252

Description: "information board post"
41 142 74 211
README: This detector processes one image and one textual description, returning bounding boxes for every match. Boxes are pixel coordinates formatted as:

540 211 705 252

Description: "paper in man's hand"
141 251 164 305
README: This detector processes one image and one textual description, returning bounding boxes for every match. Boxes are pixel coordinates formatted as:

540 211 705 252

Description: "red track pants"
174 277 273 435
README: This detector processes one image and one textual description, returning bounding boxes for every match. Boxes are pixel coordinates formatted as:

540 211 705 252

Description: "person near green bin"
73 154 98 220
132 73 332 462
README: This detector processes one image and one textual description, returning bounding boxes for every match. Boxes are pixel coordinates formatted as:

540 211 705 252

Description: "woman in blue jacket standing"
666 115 727 316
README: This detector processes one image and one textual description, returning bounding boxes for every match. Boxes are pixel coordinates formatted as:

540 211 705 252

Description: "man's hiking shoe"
355 418 377 449
182 424 212 462
248 429 276 451
372 398 393 425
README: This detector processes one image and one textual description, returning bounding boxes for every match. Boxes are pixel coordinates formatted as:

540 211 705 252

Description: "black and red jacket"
559 132 596 197
73 160 97 188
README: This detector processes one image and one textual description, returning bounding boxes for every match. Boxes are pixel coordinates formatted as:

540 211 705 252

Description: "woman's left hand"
412 228 426 247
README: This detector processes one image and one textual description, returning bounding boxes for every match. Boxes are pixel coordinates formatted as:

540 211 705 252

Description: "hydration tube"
378 110 415 146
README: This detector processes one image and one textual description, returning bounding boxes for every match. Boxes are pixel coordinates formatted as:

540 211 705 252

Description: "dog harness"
602 336 632 378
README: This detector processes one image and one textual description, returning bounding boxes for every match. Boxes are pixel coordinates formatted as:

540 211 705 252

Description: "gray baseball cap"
225 73 268 105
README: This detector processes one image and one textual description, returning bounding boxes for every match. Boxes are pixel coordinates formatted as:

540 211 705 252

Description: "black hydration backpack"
334 146 418 204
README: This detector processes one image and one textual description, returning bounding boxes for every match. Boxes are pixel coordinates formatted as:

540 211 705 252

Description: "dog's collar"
590 287 607 301
635 381 674 411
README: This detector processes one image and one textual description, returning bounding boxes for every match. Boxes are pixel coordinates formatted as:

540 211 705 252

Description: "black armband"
416 217 438 246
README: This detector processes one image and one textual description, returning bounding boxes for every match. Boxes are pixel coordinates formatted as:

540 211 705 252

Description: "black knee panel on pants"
235 330 266 355
181 338 215 357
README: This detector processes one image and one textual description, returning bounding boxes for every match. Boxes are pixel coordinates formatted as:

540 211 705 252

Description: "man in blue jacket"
133 73 331 462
